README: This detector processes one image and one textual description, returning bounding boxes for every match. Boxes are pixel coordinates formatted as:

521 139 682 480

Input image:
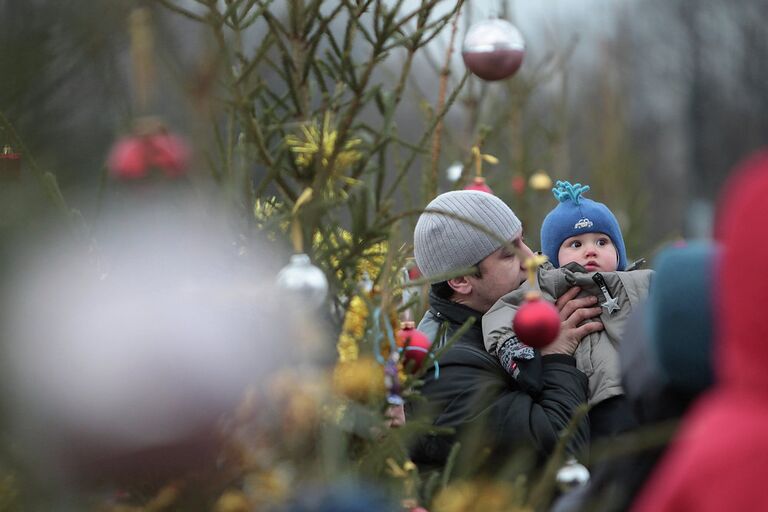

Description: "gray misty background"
1 0 766 259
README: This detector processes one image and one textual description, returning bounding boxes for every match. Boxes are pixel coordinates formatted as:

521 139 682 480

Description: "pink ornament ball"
107 132 190 180
464 176 494 194
462 19 525 81
108 137 149 180
147 133 191 177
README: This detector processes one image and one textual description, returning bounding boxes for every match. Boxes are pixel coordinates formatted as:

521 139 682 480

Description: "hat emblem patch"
574 218 594 229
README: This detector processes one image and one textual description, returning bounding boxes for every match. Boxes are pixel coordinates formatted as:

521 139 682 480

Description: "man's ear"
447 275 472 296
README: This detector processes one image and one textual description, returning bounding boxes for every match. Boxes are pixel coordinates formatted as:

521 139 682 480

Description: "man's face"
465 235 533 313
557 232 618 272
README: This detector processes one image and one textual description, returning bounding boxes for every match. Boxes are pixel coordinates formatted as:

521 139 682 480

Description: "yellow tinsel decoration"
285 112 363 174
213 490 251 512
431 480 530 512
314 228 388 282
337 294 368 363
332 357 386 403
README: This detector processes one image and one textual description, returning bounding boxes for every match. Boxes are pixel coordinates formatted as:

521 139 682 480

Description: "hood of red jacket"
715 150 768 394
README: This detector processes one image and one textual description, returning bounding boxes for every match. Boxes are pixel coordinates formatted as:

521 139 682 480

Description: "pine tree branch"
384 70 470 202
428 5 461 200
154 0 207 23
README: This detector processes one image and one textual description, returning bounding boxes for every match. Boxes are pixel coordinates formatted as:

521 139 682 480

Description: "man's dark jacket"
407 291 590 473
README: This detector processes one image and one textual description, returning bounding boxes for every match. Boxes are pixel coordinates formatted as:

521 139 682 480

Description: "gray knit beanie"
413 190 522 281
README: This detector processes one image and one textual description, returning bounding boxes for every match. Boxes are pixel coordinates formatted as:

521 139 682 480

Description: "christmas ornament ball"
397 324 433 372
108 137 149 179
556 458 591 492
464 176 494 194
462 19 525 81
513 294 560 348
511 174 526 195
107 132 190 180
445 161 463 182
0 199 326 488
276 253 329 309
529 169 553 191
0 144 22 180
146 132 190 177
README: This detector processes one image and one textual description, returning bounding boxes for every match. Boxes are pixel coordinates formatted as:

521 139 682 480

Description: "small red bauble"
108 137 149 179
407 264 422 281
146 133 190 177
464 176 494 194
513 292 560 349
397 322 433 372
107 123 190 180
0 144 22 180
511 174 526 195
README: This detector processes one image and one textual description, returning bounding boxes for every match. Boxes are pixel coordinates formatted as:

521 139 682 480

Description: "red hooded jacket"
633 150 768 511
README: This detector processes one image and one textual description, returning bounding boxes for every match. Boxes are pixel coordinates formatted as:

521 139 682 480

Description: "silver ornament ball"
276 253 329 308
555 458 591 492
462 19 525 81
0 197 327 488
445 161 463 182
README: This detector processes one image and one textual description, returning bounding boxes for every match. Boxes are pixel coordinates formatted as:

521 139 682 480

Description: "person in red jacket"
633 149 768 512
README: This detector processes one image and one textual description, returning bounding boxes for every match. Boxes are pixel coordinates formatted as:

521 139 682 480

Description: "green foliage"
156 0 467 303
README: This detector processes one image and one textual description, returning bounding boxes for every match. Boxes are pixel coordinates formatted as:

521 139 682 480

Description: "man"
407 190 604 474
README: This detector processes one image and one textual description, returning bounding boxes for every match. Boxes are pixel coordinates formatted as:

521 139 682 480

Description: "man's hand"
540 286 603 356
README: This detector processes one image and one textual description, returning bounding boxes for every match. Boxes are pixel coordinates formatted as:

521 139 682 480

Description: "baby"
483 181 653 439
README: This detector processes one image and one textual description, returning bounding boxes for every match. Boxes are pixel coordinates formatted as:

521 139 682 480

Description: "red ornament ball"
513 294 561 349
511 174 526 195
462 19 525 81
0 144 22 180
464 176 494 194
108 137 149 179
108 132 190 180
397 324 433 372
146 133 190 177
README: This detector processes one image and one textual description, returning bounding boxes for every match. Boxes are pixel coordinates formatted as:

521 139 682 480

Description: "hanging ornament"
464 176 493 194
513 292 560 349
513 255 560 349
397 321 433 373
0 144 21 180
107 120 191 180
276 253 329 309
463 145 497 194
108 10 191 181
555 458 591 492
511 174 526 195
108 137 148 179
445 161 463 182
462 19 526 81
277 188 328 309
529 169 553 191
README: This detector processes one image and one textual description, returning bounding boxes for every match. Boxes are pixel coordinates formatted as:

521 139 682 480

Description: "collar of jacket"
428 290 483 329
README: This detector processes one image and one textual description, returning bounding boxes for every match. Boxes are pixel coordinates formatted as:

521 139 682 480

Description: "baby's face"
557 232 618 272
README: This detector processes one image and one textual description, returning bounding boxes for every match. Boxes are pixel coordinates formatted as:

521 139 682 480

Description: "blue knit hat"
540 181 627 270
647 241 717 393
